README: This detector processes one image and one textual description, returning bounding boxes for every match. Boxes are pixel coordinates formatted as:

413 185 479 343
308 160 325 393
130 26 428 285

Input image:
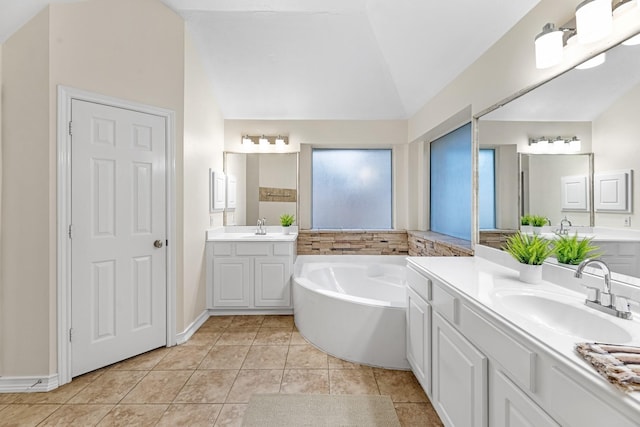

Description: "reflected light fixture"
576 0 613 44
535 23 564 69
615 0 640 45
240 134 289 146
575 52 606 69
529 136 581 153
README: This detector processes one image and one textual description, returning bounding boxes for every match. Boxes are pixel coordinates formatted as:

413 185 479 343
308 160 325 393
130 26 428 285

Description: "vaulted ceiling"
1 0 541 119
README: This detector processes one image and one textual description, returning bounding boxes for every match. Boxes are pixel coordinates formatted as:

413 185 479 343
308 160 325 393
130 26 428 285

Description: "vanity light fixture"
535 23 565 69
239 134 290 146
575 0 613 44
615 0 640 45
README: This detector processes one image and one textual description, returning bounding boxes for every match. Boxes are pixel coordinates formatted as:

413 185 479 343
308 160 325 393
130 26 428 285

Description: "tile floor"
0 315 443 426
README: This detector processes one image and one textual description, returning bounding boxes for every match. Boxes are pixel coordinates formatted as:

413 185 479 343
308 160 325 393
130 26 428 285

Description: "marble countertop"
206 227 298 242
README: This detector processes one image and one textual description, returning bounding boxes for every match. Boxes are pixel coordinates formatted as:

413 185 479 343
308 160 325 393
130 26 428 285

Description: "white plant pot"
520 225 533 233
532 226 542 235
519 264 542 284
282 226 290 235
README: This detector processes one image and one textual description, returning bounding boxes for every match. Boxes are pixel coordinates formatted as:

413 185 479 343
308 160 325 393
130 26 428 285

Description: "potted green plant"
552 234 601 265
279 213 295 234
530 215 549 235
520 214 533 233
503 232 554 283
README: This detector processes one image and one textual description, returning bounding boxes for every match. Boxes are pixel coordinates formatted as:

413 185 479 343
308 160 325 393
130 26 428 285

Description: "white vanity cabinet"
406 257 640 427
206 239 296 312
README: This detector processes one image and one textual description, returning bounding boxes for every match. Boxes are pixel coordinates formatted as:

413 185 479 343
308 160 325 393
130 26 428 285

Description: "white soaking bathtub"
293 255 409 369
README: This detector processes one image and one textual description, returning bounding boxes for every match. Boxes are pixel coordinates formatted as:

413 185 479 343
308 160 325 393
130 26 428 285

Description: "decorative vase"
532 226 542 235
282 226 290 235
519 264 542 284
520 225 533 234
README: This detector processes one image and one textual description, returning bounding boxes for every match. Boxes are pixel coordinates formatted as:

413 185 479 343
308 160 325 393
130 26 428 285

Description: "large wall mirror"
477 33 640 278
224 152 299 226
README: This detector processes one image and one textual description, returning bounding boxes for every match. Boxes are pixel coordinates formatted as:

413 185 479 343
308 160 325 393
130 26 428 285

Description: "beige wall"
593 82 640 230
182 33 224 332
1 8 51 376
1 0 224 377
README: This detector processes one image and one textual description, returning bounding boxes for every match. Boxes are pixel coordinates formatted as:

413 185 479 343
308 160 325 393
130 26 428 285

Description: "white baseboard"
0 374 59 393
209 308 293 316
176 309 209 345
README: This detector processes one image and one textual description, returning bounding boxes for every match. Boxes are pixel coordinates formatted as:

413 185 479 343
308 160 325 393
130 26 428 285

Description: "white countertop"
406 255 640 405
206 227 298 242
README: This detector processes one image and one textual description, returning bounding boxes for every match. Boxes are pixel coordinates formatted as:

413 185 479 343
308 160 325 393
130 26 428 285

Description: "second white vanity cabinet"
406 256 640 427
206 237 296 313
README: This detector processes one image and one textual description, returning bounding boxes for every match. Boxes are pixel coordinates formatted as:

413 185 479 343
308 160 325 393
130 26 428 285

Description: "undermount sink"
491 289 632 343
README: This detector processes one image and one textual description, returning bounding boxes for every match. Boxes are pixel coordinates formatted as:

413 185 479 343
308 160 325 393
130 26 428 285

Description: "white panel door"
71 100 166 377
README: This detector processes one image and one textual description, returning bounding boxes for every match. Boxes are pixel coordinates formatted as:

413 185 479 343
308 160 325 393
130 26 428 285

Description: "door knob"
154 240 164 248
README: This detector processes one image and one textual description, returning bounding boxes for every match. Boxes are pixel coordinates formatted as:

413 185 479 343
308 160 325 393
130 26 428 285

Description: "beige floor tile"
199 345 250 370
253 328 292 346
111 347 170 371
214 403 247 427
260 315 294 329
154 345 210 370
241 346 288 369
97 404 168 426
0 404 6 412
156 403 222 427
285 344 328 369
13 374 95 404
289 331 309 345
0 393 21 404
329 369 380 395
121 370 192 404
216 330 258 346
394 402 444 427
39 404 114 426
184 331 222 348
0 404 60 425
226 370 283 403
328 355 373 370
69 370 147 404
228 315 264 329
199 316 233 332
374 369 428 403
175 370 238 403
280 369 330 394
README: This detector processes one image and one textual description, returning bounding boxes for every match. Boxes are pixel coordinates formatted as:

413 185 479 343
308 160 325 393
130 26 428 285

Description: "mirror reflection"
224 152 298 226
477 34 640 279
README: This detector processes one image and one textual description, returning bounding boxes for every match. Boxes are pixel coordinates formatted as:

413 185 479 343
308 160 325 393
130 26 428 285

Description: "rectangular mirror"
224 152 299 226
476 33 640 280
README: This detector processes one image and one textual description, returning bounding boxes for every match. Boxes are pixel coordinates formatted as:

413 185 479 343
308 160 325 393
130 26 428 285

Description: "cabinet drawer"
407 266 431 301
273 243 292 256
213 243 233 256
432 281 458 325
461 305 536 392
236 242 271 256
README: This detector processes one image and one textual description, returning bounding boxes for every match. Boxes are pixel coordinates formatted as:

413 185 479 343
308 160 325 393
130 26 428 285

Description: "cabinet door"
213 257 251 307
254 256 291 307
432 312 488 427
491 368 559 427
407 287 431 395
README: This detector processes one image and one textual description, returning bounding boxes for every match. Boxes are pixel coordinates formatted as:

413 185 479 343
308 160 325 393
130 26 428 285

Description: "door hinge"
69 328 73 342
68 121 72 136
68 224 73 239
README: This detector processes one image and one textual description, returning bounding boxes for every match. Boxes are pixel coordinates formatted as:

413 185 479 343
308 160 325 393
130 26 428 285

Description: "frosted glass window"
479 149 496 230
312 149 392 229
430 123 471 240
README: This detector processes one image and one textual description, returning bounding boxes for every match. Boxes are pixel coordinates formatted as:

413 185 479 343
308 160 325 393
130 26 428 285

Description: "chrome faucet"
575 258 632 319
256 217 267 235
557 216 572 235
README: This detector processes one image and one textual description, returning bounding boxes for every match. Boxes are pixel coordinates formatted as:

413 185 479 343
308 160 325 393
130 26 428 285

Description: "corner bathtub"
293 255 409 369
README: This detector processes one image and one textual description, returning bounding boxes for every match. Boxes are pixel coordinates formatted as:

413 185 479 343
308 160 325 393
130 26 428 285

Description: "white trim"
176 310 209 345
56 86 177 387
0 374 59 393
209 309 294 316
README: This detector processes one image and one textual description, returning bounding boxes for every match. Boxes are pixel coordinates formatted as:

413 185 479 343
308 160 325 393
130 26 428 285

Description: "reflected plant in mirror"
553 234 601 266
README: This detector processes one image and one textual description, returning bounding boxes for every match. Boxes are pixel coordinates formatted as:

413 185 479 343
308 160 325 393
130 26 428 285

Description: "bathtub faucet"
256 218 267 235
